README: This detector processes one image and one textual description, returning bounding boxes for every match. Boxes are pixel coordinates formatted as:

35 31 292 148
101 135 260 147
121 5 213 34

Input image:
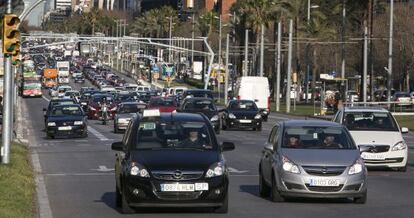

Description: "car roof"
140 112 206 123
282 120 342 128
185 89 212 93
120 102 146 105
343 106 389 112
184 97 213 102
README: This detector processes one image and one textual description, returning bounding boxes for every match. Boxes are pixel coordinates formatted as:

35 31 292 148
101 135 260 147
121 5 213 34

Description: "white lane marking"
268 115 290 120
88 126 110 141
228 167 249 174
230 174 259 177
31 151 53 218
91 165 115 172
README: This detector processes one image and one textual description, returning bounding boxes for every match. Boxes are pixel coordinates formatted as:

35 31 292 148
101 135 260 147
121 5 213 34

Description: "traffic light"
2 14 20 57
11 53 20 65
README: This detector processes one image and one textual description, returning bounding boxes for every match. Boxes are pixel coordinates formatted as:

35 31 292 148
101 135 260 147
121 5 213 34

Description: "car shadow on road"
239 185 260 197
98 192 214 214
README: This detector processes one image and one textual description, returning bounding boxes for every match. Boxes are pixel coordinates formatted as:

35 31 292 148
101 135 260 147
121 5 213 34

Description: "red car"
88 94 117 120
148 96 177 112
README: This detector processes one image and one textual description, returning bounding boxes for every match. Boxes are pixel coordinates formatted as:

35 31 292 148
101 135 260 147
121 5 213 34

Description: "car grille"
359 145 390 153
305 184 344 192
154 191 202 201
302 166 346 176
364 157 404 164
344 184 362 191
152 170 204 181
56 121 74 126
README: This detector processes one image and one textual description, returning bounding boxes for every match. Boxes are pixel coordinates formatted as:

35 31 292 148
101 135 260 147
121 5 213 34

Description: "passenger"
287 135 302 148
323 134 342 148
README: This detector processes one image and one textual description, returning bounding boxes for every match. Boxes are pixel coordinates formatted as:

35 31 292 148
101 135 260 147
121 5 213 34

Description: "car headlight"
254 114 262 119
263 110 269 114
89 106 96 111
282 156 300 174
129 162 150 177
47 122 56 127
211 115 219 122
205 162 225 178
118 118 130 123
74 121 83 125
228 113 236 119
348 159 364 175
392 141 407 151
81 102 87 105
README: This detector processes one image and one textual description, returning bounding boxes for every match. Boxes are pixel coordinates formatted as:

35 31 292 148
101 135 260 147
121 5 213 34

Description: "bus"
21 71 42 97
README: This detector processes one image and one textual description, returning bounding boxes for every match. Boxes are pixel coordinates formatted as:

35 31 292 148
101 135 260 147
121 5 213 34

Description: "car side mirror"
401 127 409 134
111 142 124 151
359 146 370 154
221 142 235 152
254 99 259 102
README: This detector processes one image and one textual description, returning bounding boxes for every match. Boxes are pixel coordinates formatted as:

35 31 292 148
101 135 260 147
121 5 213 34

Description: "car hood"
130 150 219 171
116 113 135 119
229 110 258 119
349 131 402 146
281 149 359 167
47 116 84 122
183 109 218 118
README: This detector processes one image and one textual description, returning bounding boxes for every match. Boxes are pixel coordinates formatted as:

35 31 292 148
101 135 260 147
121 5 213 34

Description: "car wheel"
257 125 262 131
114 125 118 133
354 191 367 204
215 128 220 135
47 134 54 139
121 187 135 214
82 131 88 138
271 175 284 202
214 193 228 214
259 169 270 197
263 116 268 122
397 165 407 172
115 184 122 207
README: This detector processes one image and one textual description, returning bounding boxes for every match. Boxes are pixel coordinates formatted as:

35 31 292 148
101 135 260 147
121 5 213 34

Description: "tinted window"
134 120 214 150
184 100 215 111
343 112 399 131
150 98 176 107
185 91 213 99
92 95 113 103
282 126 355 149
51 105 83 116
229 100 258 111
119 104 146 114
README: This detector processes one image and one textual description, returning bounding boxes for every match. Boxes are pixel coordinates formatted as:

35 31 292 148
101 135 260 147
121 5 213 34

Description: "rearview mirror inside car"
111 142 124 151
222 142 235 152
401 127 409 134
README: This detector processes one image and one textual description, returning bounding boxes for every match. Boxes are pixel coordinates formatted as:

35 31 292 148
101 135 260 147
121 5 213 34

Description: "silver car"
259 120 367 203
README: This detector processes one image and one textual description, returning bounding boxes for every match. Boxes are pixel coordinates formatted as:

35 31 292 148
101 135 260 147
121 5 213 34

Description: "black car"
114 102 147 133
178 97 221 134
74 75 85 83
221 100 262 131
112 111 235 214
43 98 78 124
182 89 214 100
45 104 88 139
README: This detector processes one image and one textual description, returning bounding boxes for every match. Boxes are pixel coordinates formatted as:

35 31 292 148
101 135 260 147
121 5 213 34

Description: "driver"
181 129 208 148
287 135 302 148
323 134 342 148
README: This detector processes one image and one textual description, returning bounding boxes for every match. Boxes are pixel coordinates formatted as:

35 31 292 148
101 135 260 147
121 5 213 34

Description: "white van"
235 76 270 121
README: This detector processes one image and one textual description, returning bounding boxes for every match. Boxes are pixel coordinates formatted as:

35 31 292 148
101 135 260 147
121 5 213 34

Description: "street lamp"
305 0 319 103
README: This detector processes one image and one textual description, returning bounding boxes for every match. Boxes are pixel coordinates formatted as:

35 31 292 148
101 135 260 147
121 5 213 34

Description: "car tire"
114 125 119 134
214 193 228 214
121 187 135 214
82 131 88 138
115 185 122 207
263 116 268 122
257 125 262 131
354 191 367 204
397 165 407 172
47 134 54 139
259 170 270 198
271 175 284 202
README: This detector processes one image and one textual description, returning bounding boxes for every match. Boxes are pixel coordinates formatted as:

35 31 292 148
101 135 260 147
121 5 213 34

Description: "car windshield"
184 100 215 111
51 100 75 106
24 83 41 89
119 104 146 113
92 95 113 103
116 94 133 101
134 120 215 150
59 87 71 93
151 98 175 107
186 91 213 98
395 93 410 98
229 100 258 111
343 112 399 131
282 126 355 149
51 105 83 116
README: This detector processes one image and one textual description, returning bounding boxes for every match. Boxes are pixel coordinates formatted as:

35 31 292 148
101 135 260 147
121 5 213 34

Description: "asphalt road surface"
21 74 414 218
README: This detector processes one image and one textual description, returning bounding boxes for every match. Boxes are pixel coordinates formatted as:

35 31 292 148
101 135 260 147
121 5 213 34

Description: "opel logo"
63 122 66 126
321 167 328 174
173 170 182 179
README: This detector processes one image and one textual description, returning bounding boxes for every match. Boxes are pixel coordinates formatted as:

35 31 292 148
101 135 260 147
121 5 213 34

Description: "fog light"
215 189 221 195
133 189 139 195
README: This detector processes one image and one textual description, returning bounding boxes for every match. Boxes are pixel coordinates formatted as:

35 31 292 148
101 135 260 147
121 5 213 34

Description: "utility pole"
2 0 13 164
387 0 393 103
191 13 195 71
259 24 264 77
363 25 368 103
286 19 293 113
341 0 346 100
168 16 172 63
276 21 282 112
218 15 222 67
225 34 230 105
244 29 249 76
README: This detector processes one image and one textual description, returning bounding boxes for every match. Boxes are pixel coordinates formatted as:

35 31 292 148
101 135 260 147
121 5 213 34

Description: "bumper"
115 121 130 130
122 175 228 207
47 125 87 137
226 119 261 129
363 150 407 168
276 169 367 199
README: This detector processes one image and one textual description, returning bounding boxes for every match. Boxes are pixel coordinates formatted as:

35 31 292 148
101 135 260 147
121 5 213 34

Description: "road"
21 73 414 218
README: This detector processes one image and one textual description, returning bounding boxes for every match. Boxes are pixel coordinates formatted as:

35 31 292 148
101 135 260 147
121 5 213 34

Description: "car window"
228 100 258 111
183 100 215 111
51 106 83 116
269 125 279 147
133 120 215 150
151 98 175 107
119 104 146 114
343 112 399 131
334 111 342 123
282 126 355 149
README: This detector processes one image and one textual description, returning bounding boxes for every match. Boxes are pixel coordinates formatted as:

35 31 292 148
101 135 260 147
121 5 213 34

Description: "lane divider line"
32 150 54 218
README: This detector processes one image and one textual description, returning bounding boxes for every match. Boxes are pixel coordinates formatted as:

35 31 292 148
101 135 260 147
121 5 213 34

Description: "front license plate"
239 119 252 123
58 126 72 131
195 183 209 191
161 184 195 192
361 152 385 160
309 178 340 187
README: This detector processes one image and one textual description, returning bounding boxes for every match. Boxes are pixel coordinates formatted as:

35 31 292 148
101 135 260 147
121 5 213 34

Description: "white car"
333 107 408 171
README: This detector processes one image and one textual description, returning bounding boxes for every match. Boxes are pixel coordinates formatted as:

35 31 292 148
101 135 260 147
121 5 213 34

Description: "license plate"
195 183 209 191
58 126 72 131
309 178 340 187
30 94 35 96
361 152 385 160
160 184 194 192
239 119 252 123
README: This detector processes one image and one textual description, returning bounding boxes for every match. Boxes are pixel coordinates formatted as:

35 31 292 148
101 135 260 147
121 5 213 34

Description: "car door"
262 125 279 184
115 121 133 188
